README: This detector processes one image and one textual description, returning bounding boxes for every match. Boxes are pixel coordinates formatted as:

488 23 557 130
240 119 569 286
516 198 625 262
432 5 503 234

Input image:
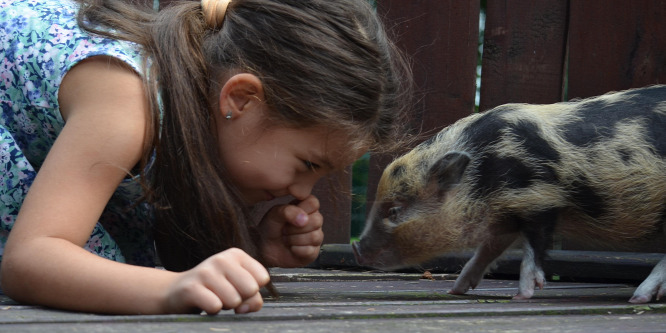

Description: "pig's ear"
427 151 471 196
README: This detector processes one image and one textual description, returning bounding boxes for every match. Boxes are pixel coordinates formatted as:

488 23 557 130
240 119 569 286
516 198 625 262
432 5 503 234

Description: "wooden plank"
567 0 666 99
4 267 666 332
560 235 666 253
479 0 568 111
4 313 666 333
313 244 662 282
367 0 480 215
3 269 666 332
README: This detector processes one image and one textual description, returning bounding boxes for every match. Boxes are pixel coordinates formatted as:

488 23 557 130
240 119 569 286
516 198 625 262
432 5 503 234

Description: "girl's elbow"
0 249 32 301
1 261 16 297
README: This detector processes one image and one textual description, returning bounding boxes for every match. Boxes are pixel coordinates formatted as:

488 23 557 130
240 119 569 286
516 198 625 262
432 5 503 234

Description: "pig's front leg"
513 209 558 299
449 233 519 295
629 255 666 303
514 242 545 299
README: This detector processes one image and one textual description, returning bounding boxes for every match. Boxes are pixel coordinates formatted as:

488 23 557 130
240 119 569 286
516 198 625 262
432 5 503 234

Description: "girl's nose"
288 177 318 201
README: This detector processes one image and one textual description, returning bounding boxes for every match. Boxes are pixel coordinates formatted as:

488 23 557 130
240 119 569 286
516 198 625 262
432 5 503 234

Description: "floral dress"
0 0 156 267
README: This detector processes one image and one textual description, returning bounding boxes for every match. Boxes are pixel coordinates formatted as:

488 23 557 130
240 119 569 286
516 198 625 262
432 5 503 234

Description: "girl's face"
216 104 364 205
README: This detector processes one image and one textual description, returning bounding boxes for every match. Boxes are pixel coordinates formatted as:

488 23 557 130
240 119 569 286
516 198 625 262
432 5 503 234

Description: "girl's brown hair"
76 0 412 270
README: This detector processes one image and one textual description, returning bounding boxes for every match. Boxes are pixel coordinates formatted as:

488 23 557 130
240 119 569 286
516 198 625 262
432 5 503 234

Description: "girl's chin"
243 192 276 205
262 191 277 202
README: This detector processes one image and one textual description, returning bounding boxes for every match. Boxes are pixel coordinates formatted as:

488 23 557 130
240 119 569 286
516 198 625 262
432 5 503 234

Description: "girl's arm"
0 57 269 314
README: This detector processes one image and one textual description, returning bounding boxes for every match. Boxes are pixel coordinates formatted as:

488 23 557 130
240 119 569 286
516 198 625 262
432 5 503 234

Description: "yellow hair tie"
201 0 231 29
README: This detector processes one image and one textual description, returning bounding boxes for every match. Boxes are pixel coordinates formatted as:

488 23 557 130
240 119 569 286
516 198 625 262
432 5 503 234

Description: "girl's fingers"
203 276 243 310
190 248 269 313
179 282 223 315
234 292 264 314
293 195 320 214
216 248 270 296
220 268 261 302
281 205 308 227
233 249 271 287
282 207 323 232
284 228 324 247
288 245 321 259
195 280 263 315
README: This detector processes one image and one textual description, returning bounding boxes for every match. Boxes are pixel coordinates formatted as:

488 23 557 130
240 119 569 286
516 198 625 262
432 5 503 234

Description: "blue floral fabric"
0 0 156 266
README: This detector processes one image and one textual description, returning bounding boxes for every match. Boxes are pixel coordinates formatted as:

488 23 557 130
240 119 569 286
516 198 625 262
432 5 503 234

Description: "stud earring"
225 110 232 120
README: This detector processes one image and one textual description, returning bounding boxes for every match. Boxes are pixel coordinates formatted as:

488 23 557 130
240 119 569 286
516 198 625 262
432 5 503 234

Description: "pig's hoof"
629 294 651 304
631 274 666 303
449 279 476 295
448 288 467 295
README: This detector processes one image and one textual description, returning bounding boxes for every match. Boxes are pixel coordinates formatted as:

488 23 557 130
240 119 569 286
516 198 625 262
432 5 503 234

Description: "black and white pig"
352 85 666 303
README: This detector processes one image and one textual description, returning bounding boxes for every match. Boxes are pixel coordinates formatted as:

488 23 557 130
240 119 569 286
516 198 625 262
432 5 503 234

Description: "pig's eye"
387 207 401 220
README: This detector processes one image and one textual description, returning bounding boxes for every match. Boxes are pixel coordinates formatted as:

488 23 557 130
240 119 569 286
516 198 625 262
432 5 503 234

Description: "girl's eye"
304 160 321 170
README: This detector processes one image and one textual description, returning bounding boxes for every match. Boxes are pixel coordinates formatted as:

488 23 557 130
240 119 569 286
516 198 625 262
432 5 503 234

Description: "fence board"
479 0 568 111
567 0 666 99
366 0 480 215
563 0 666 252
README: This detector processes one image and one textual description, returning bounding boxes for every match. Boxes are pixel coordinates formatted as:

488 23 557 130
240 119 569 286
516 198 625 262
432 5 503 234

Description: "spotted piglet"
353 85 666 303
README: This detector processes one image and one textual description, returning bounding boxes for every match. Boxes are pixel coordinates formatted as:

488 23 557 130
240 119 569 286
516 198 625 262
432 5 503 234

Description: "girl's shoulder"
1 0 146 113
0 0 151 166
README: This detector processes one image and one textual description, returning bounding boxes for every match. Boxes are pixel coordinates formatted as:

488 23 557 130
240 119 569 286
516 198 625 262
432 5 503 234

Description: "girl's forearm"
1 237 179 314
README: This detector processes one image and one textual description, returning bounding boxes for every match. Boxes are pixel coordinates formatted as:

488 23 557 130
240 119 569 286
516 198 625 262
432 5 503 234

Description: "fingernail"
237 304 250 314
296 213 308 226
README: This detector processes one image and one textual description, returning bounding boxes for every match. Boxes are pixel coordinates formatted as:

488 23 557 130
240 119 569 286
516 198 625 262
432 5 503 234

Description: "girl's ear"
218 73 265 119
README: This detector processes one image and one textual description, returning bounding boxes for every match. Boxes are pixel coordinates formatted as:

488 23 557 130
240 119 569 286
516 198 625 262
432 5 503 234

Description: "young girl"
0 0 411 315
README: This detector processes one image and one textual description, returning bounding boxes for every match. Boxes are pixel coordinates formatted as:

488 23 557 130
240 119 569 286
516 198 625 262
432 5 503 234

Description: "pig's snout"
352 240 396 268
351 241 367 266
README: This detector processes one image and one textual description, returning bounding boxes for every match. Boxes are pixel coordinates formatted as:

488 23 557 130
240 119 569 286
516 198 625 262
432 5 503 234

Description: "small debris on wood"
421 270 435 281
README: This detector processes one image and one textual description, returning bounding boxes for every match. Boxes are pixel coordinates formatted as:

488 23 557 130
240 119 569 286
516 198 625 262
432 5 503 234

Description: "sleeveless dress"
0 0 156 267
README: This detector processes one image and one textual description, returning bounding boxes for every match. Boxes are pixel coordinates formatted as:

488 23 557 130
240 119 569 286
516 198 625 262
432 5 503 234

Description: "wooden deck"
2 246 666 332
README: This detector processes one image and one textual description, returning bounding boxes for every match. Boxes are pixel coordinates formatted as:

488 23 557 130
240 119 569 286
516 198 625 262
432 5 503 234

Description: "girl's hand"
165 248 270 314
258 195 324 267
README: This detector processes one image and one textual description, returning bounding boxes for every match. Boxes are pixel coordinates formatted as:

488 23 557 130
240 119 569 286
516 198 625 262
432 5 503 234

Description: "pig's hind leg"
449 233 519 295
629 255 666 303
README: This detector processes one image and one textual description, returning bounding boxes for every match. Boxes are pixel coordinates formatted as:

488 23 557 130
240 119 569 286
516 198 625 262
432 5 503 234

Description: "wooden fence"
152 0 666 251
